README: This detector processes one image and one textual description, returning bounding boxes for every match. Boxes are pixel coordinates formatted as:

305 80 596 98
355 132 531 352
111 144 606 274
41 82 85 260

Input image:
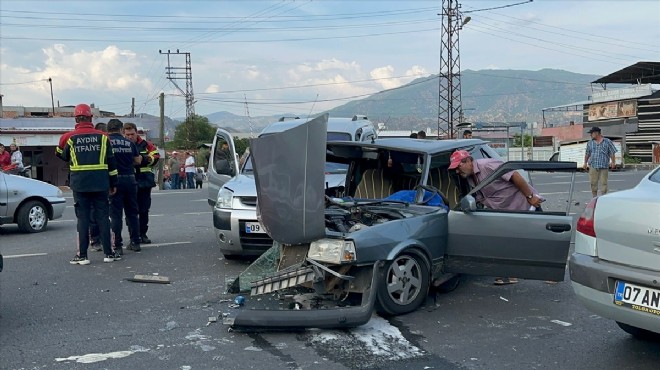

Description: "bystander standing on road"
463 130 473 139
107 119 142 254
168 151 180 190
56 103 120 265
449 149 543 285
7 143 24 175
185 152 196 189
652 142 660 164
583 126 617 197
123 122 160 244
195 168 204 189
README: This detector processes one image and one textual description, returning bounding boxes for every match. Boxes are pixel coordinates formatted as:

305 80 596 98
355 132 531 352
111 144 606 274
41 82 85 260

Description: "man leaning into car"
449 150 543 211
449 149 543 285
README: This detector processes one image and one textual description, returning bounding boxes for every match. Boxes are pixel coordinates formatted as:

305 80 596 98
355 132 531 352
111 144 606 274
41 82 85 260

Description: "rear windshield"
649 168 660 184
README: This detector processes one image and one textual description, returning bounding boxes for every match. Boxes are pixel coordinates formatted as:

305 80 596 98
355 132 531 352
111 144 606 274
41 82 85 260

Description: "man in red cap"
448 149 543 285
56 103 120 265
449 150 542 211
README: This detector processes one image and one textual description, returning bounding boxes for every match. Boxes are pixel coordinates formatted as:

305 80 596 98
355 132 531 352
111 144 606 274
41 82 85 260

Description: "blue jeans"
186 172 194 189
170 173 179 189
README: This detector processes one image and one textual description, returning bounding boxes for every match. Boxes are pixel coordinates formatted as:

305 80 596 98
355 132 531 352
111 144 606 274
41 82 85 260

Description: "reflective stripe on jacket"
135 136 160 188
56 122 118 192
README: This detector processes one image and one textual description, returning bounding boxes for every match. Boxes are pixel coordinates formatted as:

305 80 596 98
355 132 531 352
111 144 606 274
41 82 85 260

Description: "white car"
0 171 66 232
570 166 660 339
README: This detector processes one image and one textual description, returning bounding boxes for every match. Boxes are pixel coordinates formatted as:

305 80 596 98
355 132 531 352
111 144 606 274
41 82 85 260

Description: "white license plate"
245 222 266 234
614 281 660 316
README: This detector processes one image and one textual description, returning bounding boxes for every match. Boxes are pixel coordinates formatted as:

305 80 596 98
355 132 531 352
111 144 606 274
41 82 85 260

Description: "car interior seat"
427 167 461 209
354 168 394 199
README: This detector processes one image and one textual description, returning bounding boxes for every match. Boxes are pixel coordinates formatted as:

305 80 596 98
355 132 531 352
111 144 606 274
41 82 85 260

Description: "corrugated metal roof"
593 62 660 85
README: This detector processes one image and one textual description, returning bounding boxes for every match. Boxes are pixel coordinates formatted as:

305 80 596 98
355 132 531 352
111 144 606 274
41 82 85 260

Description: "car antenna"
307 93 320 119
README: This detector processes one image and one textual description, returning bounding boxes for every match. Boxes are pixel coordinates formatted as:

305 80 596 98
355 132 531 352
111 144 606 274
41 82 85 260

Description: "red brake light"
576 197 598 237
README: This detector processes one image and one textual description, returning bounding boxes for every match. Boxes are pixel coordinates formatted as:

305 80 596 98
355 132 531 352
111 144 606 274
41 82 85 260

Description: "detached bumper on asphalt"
224 262 381 330
569 253 660 333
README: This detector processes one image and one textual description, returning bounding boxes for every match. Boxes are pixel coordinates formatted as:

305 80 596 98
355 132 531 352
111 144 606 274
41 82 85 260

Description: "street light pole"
48 78 55 116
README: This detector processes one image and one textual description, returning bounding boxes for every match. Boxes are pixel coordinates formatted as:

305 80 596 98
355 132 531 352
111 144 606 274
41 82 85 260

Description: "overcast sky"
1 0 658 118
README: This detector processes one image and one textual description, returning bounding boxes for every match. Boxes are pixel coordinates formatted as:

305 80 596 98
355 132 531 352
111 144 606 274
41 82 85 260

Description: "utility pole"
438 0 471 139
131 97 135 117
159 49 195 147
158 92 165 190
48 77 55 117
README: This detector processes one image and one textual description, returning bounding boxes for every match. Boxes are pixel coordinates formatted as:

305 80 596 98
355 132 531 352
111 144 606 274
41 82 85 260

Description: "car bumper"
569 253 660 334
225 262 381 330
212 208 272 256
49 199 66 220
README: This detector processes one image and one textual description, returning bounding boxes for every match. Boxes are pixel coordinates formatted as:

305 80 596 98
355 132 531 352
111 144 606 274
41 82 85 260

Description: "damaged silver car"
224 114 578 330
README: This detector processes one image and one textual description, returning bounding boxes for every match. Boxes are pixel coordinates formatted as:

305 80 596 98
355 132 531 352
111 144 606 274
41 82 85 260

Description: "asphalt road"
1 169 658 370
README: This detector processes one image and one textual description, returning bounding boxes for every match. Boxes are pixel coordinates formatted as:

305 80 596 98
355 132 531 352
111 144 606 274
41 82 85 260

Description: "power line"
0 78 48 85
470 20 649 62
462 3 653 48
463 0 533 14
0 6 438 21
466 11 658 54
0 27 442 43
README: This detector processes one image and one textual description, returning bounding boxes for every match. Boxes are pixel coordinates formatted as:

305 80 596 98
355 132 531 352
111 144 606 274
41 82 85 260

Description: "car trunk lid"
595 183 660 272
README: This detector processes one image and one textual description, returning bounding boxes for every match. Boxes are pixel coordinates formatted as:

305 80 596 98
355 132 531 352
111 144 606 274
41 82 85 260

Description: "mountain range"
167 68 602 134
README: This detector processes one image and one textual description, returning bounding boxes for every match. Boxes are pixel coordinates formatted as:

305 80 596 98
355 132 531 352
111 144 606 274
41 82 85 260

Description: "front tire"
616 322 660 341
17 200 48 233
376 250 430 316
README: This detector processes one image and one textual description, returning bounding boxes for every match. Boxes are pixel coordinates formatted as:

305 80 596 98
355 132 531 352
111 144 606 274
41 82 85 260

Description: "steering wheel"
414 184 449 206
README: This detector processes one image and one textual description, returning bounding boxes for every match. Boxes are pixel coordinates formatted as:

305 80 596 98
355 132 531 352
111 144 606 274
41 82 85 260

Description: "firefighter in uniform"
122 122 160 244
107 119 142 254
56 104 120 265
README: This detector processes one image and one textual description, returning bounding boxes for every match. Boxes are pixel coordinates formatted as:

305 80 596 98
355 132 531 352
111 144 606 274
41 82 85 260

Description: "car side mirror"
460 195 477 213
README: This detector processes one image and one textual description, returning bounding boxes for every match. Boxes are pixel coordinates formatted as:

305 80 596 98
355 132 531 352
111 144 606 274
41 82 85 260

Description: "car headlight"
57 189 63 197
308 239 356 264
215 188 234 209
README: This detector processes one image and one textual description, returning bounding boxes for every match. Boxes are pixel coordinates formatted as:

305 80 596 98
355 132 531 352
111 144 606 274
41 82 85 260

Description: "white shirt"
185 156 195 173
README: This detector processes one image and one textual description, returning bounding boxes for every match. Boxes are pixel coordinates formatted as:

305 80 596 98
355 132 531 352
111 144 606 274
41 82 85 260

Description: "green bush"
623 152 641 164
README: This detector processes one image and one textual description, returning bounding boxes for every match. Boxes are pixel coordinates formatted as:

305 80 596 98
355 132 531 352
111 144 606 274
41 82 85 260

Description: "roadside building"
0 106 149 185
542 62 660 163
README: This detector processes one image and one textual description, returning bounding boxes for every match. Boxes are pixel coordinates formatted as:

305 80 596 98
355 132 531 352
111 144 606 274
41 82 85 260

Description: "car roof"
260 117 373 136
328 138 488 155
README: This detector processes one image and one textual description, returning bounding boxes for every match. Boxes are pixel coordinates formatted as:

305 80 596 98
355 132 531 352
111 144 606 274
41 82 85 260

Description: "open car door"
445 161 578 281
207 129 239 206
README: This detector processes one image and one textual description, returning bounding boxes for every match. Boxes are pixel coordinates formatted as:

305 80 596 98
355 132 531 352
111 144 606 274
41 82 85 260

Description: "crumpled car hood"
250 114 328 245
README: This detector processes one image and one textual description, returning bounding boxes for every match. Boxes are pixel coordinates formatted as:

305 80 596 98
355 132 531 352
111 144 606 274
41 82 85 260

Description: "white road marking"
152 191 200 195
142 241 192 248
536 180 625 186
184 212 212 215
191 199 208 202
4 253 48 259
50 219 76 223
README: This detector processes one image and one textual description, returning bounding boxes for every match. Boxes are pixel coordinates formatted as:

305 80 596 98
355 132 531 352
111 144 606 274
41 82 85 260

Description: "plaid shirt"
586 138 617 169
